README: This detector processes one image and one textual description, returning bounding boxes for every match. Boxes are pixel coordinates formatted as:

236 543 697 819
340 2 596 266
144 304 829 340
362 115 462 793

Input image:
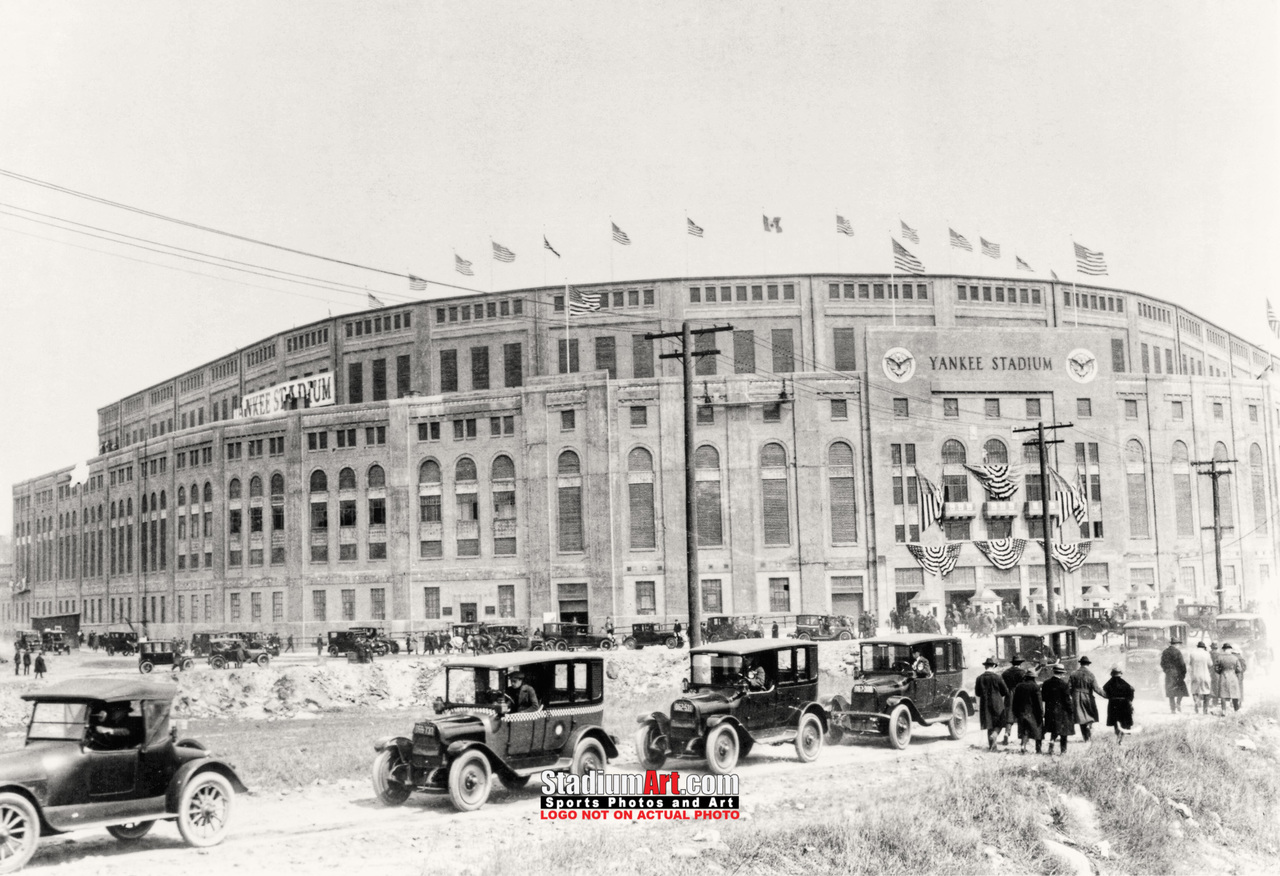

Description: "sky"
0 1 1277 535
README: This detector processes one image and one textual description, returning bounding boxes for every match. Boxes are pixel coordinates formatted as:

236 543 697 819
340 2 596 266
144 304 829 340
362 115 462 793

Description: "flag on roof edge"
949 228 972 251
492 241 515 263
981 237 1001 259
1016 256 1032 272
455 254 474 276
367 293 385 308
892 238 925 275
900 220 919 244
408 274 427 291
611 222 631 245
836 215 854 236
543 236 560 258
687 218 704 237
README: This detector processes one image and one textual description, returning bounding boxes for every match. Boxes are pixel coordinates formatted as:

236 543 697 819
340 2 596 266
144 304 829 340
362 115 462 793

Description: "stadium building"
10 274 1280 637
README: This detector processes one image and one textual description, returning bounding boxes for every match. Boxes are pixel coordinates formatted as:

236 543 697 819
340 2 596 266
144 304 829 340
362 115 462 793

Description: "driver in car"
89 702 134 749
911 648 934 678
739 658 770 691
507 669 540 712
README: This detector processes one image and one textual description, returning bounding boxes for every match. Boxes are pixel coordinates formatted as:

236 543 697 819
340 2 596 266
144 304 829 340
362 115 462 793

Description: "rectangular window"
1111 338 1126 373
894 398 909 418
984 398 1000 418
503 342 523 387
370 588 385 620
339 543 357 561
833 328 857 371
424 587 440 619
733 330 756 374
768 578 791 613
771 329 795 373
1124 399 1139 419
396 354 411 398
369 497 386 526
558 485 583 552
558 339 580 374
629 482 656 550
311 502 328 531
250 506 263 533
830 473 856 543
1213 402 1223 420
942 398 958 417
830 399 848 420
761 478 790 545
371 358 387 401
1141 344 1150 373
696 405 714 425
440 350 458 393
341 589 355 621
701 579 723 613
561 410 576 431
632 335 655 379
635 581 656 615
250 592 262 622
1172 400 1184 420
1026 398 1041 418
595 336 617 379
694 332 716 376
630 406 647 427
347 362 363 403
1166 349 1174 374
1249 404 1259 423
497 585 515 617
339 500 356 527
471 347 490 390
1077 398 1092 418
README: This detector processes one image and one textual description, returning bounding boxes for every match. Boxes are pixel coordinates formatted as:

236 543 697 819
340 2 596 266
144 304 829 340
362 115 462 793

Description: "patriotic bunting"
1048 540 1092 573
906 543 963 578
973 538 1028 571
917 474 944 530
949 228 972 251
963 464 1018 500
1049 468 1087 525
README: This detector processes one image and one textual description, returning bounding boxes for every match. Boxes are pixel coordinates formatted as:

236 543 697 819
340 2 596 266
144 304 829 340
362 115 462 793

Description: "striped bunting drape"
1049 540 1092 573
963 464 1018 500
973 537 1028 571
906 543 963 578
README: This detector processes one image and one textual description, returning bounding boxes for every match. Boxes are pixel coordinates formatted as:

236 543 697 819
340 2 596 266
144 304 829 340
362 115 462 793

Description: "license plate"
852 683 871 693
672 701 694 712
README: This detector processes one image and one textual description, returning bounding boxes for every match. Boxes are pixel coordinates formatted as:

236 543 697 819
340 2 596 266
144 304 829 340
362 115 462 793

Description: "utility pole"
1192 458 1235 612
646 322 733 649
1013 421 1072 622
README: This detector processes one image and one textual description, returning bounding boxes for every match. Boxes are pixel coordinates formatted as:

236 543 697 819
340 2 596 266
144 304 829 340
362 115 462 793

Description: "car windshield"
860 643 912 673
1214 619 1256 636
28 702 88 742
1125 627 1174 649
445 667 502 706
690 653 746 687
999 635 1054 662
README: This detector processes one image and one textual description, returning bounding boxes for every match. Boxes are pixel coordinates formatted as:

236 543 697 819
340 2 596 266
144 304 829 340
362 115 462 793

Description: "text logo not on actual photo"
1065 348 1098 384
882 347 916 383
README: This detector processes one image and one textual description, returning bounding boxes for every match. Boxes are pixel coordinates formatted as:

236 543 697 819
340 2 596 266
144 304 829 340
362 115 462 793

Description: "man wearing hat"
1103 666 1135 742
506 668 540 712
1068 655 1106 742
1010 666 1045 754
1208 641 1224 713
973 657 1010 751
1160 638 1189 714
1216 644 1246 713
999 655 1026 746
1040 664 1075 754
1188 640 1213 714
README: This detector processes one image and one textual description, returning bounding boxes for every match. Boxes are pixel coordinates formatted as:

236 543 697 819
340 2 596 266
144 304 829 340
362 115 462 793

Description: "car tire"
794 713 823 763
887 704 913 751
554 640 568 652
181 658 195 671
704 724 739 775
570 738 607 776
389 642 401 655
0 791 40 872
796 632 812 641
209 656 226 670
256 654 270 668
634 723 667 770
623 637 637 650
837 630 853 641
1077 626 1096 640
106 820 155 842
664 637 678 649
139 661 154 674
177 772 233 848
328 646 340 657
599 639 615 651
447 750 492 812
947 700 968 740
372 749 411 806
494 644 509 653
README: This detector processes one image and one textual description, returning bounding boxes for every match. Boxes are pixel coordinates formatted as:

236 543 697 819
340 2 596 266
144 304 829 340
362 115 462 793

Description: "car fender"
777 701 829 731
635 712 671 736
820 694 850 714
165 758 249 812
947 689 975 715
883 696 925 724
703 714 748 739
563 725 620 761
444 739 501 768
373 735 413 761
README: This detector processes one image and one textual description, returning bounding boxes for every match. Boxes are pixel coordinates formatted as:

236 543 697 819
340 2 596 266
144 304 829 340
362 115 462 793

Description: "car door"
88 704 141 800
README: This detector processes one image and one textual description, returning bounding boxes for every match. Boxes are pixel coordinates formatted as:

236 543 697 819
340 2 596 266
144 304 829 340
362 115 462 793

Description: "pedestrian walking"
1160 639 1189 713
1103 666 1135 743
22 650 31 676
771 620 779 639
1041 664 1075 754
605 616 615 639
33 652 46 679
406 633 415 655
1010 668 1044 754
1188 640 1213 714
1068 655 1106 743
316 635 324 657
999 656 1026 745
1216 643 1246 712
974 657 1010 751
1209 641 1224 712
12 646 21 676
285 634 295 653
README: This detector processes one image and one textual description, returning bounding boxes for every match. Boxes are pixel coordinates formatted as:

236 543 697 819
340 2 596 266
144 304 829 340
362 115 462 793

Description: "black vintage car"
138 640 196 674
206 638 271 670
1120 621 1190 690
486 624 532 653
100 631 138 657
1175 603 1217 636
635 640 828 774
824 634 973 750
790 614 856 641
622 623 683 650
40 630 72 656
0 678 246 871
540 622 615 651
702 615 763 643
370 652 619 812
994 625 1080 681
1070 607 1123 640
327 627 399 657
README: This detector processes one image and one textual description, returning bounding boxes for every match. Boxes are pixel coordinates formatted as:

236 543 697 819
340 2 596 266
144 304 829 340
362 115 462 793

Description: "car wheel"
494 644 509 653
738 737 754 759
389 642 400 655
181 658 195 671
623 637 637 650
256 654 270 668
554 640 568 652
106 820 155 842
499 773 531 790
1077 626 1096 641
209 656 226 670
837 630 853 641
570 738 607 776
664 637 678 649
328 646 340 657
447 751 492 812
796 632 812 641
947 700 968 740
177 772 233 848
372 749 411 806
634 723 667 770
794 713 823 763
887 704 913 750
599 638 615 651
704 724 739 775
0 791 40 872
139 661 154 674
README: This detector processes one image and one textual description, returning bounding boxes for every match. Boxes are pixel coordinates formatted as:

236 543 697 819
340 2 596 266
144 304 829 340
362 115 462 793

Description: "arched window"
628 447 656 550
628 447 653 471
368 465 386 488
159 490 166 510
1171 441 1189 466
983 439 1008 465
557 451 583 552
760 443 790 546
249 476 263 498
1250 443 1266 535
191 484 199 506
455 459 477 482
178 487 186 506
310 470 328 493
1172 441 1194 537
339 468 356 490
228 478 242 500
203 482 212 504
694 444 722 547
1125 439 1150 538
271 473 284 496
829 441 856 543
557 450 580 475
941 439 967 465
695 445 720 469
419 460 441 484
150 492 157 513
127 498 133 515
492 455 515 481
141 494 148 514
111 503 117 519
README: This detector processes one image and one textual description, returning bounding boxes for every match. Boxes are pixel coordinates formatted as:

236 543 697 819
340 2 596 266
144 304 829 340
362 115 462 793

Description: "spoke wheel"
570 738 606 776
328 646 340 657
947 700 968 740
209 656 226 670
599 639 615 651
177 773 233 848
705 724 739 775
887 704 913 751
139 661 154 674
665 637 678 649
837 630 853 641
180 658 195 671
107 820 154 842
623 638 637 650
372 750 411 806
447 751 492 812
794 713 823 763
256 654 270 668
554 640 568 652
0 792 40 873
634 723 667 770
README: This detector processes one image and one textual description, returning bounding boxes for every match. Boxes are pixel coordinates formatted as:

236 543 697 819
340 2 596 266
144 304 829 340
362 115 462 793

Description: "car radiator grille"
412 723 439 760
848 692 879 713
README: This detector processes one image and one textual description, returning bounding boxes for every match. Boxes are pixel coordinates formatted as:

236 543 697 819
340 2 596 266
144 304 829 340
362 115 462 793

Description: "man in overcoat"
999 655 1026 745
1010 667 1044 754
1187 640 1213 714
1160 639 1189 713
1040 664 1074 754
973 657 1009 752
1216 643 1246 712
1068 655 1106 742
1103 666 1135 743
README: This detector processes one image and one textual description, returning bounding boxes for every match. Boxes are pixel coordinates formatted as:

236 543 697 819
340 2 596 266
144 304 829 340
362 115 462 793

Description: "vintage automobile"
225 632 281 658
14 630 41 652
994 625 1080 681
824 635 972 750
206 638 271 670
1070 607 1123 640
540 622 615 651
40 629 73 656
188 632 231 658
622 623 684 650
790 614 856 641
370 652 618 812
486 624 532 653
0 678 246 871
1213 613 1272 667
634 640 828 774
327 628 398 657
100 631 138 657
1120 620 1190 690
702 615 764 643
1175 603 1217 636
138 640 196 674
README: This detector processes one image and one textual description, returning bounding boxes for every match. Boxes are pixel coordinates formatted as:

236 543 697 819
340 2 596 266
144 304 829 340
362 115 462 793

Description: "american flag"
611 222 631 245
900 220 919 244
1050 269 1060 282
687 218 704 237
543 236 560 258
567 286 602 315
892 238 925 275
981 238 1001 259
836 215 854 236
1268 299 1279 338
762 215 782 233
408 274 428 291
964 464 1018 500
1049 468 1087 526
1015 256 1033 272
1074 242 1107 276
367 293 385 308
917 474 944 530
492 241 516 263
949 228 972 251
454 254 474 276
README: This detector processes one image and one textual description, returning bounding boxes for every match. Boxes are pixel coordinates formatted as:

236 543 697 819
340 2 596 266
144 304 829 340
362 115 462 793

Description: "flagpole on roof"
889 234 897 328
609 217 614 283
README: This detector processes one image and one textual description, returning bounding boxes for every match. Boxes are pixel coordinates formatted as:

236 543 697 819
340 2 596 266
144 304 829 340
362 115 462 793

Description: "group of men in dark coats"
975 653 1136 753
